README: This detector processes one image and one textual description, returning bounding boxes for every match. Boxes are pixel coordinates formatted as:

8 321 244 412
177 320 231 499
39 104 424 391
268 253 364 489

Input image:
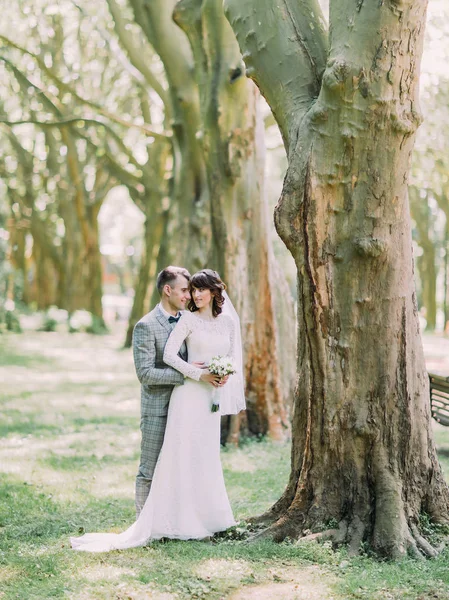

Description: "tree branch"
71 0 168 107
0 117 128 130
128 0 195 96
0 36 170 140
223 0 328 149
105 0 170 114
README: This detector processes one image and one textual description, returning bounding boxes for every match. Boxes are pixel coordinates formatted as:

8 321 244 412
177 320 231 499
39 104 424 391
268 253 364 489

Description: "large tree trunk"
174 0 295 442
226 0 449 557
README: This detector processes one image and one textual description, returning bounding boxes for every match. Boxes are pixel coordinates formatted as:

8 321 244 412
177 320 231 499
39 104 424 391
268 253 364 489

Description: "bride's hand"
220 375 229 386
192 361 208 369
200 372 222 386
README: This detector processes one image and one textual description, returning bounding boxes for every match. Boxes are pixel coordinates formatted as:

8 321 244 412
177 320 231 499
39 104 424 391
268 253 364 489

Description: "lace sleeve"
163 314 203 381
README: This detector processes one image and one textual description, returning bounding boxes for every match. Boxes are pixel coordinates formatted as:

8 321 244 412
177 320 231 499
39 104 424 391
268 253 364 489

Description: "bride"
71 269 245 552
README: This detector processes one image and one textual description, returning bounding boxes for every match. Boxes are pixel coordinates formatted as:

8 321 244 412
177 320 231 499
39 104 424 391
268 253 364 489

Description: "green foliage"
419 512 449 547
4 307 22 332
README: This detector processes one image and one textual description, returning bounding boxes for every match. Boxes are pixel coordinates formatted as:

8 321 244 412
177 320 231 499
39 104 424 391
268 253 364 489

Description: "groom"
132 266 191 517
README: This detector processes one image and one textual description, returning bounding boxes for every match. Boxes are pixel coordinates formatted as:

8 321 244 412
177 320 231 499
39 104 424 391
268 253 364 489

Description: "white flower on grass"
69 310 93 331
47 306 68 323
4 299 15 311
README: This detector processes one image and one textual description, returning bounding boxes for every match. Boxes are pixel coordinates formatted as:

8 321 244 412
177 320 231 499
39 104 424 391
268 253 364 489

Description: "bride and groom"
71 266 246 552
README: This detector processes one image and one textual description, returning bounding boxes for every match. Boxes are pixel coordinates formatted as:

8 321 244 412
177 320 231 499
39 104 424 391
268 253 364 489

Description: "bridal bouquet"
208 355 236 412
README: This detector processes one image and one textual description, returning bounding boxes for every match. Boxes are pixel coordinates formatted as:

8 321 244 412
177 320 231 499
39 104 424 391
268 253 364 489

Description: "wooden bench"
429 373 449 426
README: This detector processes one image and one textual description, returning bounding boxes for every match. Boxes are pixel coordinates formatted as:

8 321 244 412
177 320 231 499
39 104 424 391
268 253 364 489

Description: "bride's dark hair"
188 269 227 317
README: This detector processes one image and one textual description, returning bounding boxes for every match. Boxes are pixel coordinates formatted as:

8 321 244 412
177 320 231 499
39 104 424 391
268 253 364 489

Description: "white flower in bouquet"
208 355 236 412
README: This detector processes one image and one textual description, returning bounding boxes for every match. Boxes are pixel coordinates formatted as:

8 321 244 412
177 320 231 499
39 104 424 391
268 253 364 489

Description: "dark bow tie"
168 315 180 324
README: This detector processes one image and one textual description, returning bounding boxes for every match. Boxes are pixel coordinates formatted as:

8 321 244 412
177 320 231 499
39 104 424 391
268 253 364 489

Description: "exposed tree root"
245 513 278 528
247 511 446 561
296 529 339 544
410 524 439 558
250 512 305 543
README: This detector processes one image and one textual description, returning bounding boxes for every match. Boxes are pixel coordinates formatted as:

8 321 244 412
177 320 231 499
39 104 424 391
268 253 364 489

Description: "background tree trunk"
124 211 167 347
226 0 449 557
174 0 295 441
436 190 449 332
445 227 449 333
129 0 210 270
409 187 437 330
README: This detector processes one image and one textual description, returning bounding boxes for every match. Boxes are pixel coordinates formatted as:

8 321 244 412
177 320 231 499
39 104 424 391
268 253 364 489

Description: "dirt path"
227 565 337 600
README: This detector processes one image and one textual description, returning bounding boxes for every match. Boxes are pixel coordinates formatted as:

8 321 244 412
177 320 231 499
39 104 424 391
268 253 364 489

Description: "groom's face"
167 275 190 311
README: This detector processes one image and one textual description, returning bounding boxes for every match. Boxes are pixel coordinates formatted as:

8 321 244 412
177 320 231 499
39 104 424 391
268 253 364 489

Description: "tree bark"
226 0 449 557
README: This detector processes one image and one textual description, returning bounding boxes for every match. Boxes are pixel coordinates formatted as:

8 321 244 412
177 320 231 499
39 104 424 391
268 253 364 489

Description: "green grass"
1 327 449 599
0 341 51 368
0 409 64 437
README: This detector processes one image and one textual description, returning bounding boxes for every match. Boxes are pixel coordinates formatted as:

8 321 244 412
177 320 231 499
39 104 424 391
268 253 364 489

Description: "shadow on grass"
0 410 138 439
41 452 139 471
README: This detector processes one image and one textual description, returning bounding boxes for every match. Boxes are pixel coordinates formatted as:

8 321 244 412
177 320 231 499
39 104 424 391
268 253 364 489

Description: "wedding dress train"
71 311 237 552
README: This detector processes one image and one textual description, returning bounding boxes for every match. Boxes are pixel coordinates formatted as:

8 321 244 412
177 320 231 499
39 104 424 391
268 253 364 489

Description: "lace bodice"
163 311 236 381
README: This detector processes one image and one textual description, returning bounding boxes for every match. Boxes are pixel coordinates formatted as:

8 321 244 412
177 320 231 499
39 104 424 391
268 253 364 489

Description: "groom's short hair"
157 266 190 295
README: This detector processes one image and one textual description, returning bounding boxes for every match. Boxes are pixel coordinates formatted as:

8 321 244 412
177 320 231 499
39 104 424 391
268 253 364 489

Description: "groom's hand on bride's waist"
192 361 208 369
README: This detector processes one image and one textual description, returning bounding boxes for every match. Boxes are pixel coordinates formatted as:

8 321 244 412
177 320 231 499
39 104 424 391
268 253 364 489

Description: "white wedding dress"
70 311 238 552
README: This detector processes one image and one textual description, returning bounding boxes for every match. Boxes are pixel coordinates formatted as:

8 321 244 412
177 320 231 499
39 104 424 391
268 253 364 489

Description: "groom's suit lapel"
155 306 173 336
155 306 187 361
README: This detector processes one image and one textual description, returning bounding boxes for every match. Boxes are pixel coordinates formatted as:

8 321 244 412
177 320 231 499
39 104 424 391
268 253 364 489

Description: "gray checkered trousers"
132 305 187 517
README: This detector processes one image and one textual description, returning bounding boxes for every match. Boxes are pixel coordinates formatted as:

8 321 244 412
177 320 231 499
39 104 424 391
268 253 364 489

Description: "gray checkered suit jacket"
132 305 187 416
